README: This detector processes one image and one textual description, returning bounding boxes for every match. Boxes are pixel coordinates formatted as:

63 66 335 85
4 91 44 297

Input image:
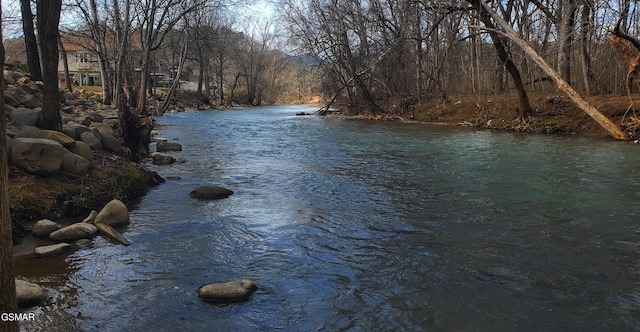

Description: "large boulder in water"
190 185 234 200
152 152 175 165
198 279 257 303
15 279 44 307
94 199 130 226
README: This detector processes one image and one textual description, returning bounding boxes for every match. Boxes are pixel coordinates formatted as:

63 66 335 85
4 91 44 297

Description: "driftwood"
475 0 629 140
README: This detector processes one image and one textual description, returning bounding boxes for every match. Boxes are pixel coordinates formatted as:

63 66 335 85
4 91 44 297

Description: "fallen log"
473 0 629 140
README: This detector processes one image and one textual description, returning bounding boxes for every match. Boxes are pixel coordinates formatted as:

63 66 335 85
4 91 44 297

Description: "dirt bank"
330 93 640 140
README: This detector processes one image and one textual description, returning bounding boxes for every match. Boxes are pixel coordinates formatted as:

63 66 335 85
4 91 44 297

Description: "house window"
75 52 90 63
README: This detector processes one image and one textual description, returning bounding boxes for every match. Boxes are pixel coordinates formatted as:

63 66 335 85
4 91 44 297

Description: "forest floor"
334 93 640 140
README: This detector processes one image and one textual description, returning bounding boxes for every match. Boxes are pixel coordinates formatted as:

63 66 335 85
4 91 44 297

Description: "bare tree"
132 0 207 115
475 0 628 140
20 0 41 81
36 0 63 131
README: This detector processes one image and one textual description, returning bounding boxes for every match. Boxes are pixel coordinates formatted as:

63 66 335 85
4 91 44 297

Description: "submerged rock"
156 141 182 152
15 279 44 307
190 185 234 200
198 279 257 303
152 152 176 165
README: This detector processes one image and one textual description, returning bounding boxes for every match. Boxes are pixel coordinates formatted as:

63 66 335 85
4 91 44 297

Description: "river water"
15 105 640 331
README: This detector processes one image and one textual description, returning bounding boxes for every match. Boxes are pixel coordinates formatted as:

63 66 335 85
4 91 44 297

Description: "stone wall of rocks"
4 70 125 177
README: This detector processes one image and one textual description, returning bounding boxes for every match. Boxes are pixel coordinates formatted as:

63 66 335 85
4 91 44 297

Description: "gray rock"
94 199 130 226
21 93 41 109
4 91 21 108
67 140 94 166
62 125 78 140
156 141 182 152
198 280 257 303
32 219 61 238
15 279 44 307
80 131 102 150
190 185 234 200
86 112 104 123
49 223 98 242
60 150 90 176
34 243 71 257
7 122 39 139
37 129 76 147
8 107 39 126
97 130 123 153
103 118 119 128
69 123 91 139
12 138 66 175
151 137 168 142
89 122 113 135
152 152 176 165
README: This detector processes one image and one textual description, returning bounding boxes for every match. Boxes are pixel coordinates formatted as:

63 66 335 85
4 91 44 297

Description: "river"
16 105 640 331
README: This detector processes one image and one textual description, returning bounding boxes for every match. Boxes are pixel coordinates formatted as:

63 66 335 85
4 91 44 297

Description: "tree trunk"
20 0 42 81
89 0 112 105
557 0 577 84
118 94 152 162
36 0 62 131
472 1 533 117
476 0 628 140
112 0 130 109
218 53 225 105
57 34 72 92
0 11 19 330
159 36 188 114
580 2 593 95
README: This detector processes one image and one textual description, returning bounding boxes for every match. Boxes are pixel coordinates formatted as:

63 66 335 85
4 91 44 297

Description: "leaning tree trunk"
159 36 188 114
0 12 19 331
476 0 629 140
473 2 533 117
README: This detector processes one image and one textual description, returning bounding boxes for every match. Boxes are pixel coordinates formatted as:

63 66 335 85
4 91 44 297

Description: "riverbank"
325 94 640 140
10 89 637 242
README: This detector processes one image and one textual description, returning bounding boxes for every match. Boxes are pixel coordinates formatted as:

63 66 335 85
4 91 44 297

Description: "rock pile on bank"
4 71 129 177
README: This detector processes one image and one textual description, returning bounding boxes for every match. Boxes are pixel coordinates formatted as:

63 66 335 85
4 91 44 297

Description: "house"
58 35 102 87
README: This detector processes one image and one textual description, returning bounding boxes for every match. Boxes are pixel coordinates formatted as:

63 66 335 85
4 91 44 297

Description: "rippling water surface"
16 105 640 331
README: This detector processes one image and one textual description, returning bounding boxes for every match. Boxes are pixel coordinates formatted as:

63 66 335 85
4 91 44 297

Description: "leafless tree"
36 0 63 131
